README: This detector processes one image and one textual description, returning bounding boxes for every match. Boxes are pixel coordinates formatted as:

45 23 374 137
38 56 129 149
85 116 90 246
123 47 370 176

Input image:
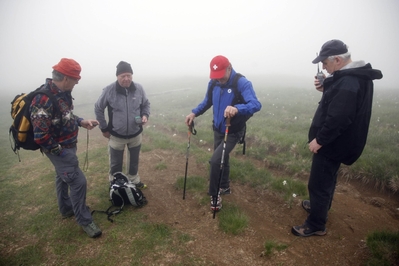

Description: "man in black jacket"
292 40 383 237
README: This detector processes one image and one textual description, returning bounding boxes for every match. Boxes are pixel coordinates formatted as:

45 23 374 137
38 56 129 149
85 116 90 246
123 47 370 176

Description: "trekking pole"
83 129 89 171
183 121 196 200
213 117 231 219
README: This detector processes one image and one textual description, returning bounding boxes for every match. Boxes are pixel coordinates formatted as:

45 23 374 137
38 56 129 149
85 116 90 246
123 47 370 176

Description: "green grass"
263 239 288 257
155 160 168 170
176 175 208 192
270 177 308 208
1 82 398 264
218 203 249 235
365 230 399 266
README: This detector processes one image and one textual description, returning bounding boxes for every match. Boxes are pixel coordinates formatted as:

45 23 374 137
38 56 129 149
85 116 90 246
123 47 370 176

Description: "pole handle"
225 117 231 127
188 120 197 135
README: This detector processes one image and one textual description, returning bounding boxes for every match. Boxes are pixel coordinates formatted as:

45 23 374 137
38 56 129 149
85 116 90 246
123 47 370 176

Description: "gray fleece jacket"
95 81 150 138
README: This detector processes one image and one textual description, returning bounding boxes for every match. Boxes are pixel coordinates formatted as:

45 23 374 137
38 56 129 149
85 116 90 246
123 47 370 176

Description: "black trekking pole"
213 117 231 219
183 121 196 200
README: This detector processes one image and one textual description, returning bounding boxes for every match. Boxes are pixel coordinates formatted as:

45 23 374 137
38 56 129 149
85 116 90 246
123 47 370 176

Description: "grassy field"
144 80 399 191
1 79 398 265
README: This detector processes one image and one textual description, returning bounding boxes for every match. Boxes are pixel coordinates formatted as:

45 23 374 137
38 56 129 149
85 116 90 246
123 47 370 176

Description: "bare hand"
141 116 148 125
185 113 195 126
224 106 238 118
102 131 110 139
309 138 322 153
81 119 100 130
314 76 324 92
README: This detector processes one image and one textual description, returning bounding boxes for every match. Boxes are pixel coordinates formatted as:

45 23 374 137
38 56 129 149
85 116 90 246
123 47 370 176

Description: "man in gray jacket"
95 61 150 189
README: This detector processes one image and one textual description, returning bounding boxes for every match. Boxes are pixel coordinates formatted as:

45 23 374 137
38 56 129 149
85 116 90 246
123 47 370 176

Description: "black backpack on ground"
9 83 59 160
92 172 147 222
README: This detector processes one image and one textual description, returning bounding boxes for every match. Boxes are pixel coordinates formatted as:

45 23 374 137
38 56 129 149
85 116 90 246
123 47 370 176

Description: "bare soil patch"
132 134 399 265
70 128 399 265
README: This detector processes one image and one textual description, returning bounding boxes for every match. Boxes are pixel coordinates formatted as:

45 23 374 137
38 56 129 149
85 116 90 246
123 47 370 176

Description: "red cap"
52 58 81 80
209 55 230 79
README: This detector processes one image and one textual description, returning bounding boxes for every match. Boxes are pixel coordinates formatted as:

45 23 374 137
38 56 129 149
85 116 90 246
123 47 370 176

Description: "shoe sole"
291 226 326 237
91 231 102 238
210 205 222 212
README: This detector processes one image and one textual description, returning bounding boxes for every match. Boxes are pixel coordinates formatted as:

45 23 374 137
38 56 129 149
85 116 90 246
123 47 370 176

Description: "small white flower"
283 180 287 186
208 148 211 151
173 134 176 137
292 193 297 198
200 140 203 143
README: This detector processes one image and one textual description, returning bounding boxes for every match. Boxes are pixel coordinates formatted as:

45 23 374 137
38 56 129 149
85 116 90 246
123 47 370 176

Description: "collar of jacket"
215 69 237 88
324 63 382 87
115 81 136 95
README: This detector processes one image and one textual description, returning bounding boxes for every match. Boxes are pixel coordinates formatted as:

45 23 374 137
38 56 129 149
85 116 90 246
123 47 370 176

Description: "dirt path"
81 128 399 265
136 145 399 266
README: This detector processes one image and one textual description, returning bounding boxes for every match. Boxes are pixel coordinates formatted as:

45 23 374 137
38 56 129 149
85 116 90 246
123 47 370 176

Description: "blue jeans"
306 153 340 230
208 129 244 197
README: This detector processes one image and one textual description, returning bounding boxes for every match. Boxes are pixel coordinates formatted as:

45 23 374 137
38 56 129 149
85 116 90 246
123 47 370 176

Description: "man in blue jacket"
292 40 383 237
185 55 262 211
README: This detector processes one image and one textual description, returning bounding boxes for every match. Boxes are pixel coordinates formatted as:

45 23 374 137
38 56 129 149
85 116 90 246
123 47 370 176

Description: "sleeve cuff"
77 118 84 127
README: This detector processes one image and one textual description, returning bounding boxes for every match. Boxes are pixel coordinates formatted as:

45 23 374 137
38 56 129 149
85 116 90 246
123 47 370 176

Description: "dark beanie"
116 61 133 76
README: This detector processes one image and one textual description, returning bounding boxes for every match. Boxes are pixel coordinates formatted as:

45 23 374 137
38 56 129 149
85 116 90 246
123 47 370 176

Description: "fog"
1 0 398 95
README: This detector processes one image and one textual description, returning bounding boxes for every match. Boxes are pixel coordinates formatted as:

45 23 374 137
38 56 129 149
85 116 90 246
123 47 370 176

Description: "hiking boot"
134 182 147 189
62 209 74 219
302 200 311 213
210 195 222 211
291 223 326 237
82 221 102 238
219 187 231 195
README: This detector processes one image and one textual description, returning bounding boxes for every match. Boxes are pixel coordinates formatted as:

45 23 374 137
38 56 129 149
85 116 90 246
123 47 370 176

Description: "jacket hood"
332 62 383 82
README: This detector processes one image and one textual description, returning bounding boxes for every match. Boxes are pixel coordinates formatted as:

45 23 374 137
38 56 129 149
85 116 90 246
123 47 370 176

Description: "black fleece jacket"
308 62 383 165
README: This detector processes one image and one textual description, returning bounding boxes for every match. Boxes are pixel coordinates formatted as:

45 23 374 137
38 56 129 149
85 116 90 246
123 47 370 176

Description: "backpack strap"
91 205 123 223
91 187 126 223
230 73 247 155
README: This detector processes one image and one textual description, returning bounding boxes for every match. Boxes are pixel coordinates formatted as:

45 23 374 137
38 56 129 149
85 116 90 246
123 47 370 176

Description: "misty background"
1 0 398 100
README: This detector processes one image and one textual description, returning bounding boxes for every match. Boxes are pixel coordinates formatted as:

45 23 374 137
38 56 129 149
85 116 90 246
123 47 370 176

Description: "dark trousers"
46 147 92 226
208 129 244 197
306 153 340 230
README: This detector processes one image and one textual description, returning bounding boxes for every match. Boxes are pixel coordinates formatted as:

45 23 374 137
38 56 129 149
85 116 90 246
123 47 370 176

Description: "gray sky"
1 0 398 91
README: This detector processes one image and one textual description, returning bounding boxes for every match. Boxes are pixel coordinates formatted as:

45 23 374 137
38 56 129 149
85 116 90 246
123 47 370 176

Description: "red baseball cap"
209 55 230 79
52 58 81 80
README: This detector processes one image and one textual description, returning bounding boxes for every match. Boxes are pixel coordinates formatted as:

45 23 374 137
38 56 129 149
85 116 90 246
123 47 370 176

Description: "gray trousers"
208 129 244 197
108 134 142 184
46 147 92 226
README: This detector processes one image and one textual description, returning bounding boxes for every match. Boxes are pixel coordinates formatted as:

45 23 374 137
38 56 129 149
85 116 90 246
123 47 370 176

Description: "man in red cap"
30 58 102 238
291 40 383 237
185 55 262 211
